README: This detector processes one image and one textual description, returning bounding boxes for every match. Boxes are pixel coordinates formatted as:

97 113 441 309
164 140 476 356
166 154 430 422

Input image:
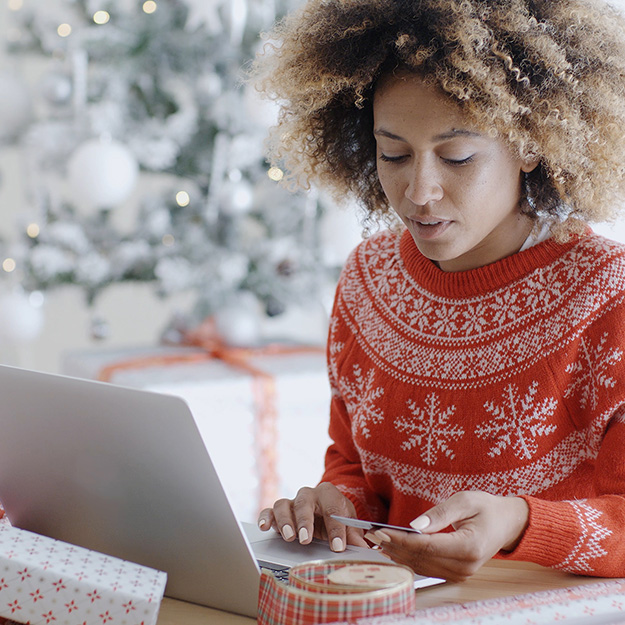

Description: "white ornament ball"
67 138 139 211
0 291 45 344
0 70 33 142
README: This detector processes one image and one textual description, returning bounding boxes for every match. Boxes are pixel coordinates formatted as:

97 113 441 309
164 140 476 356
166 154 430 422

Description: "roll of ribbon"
257 559 416 625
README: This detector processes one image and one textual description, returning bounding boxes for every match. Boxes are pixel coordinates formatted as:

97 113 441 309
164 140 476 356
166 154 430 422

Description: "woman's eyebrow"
434 129 482 140
373 128 482 141
373 129 406 141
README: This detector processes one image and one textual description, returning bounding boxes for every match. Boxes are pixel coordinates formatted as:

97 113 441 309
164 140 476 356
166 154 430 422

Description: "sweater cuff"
497 496 578 568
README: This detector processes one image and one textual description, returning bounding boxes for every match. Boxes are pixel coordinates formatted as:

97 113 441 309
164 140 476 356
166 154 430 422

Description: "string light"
93 11 110 25
57 23 72 37
162 234 175 246
175 191 190 207
2 258 16 273
7 0 23 11
26 223 40 238
142 1 157 14
267 166 284 182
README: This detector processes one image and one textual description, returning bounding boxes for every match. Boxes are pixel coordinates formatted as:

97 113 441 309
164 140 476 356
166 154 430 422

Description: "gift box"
0 524 166 625
62 343 332 523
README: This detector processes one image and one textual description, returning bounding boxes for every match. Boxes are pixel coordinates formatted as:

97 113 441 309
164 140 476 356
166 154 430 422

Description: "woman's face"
373 74 538 272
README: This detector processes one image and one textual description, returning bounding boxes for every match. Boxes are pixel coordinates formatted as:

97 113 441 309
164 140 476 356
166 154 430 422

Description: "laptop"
0 364 441 617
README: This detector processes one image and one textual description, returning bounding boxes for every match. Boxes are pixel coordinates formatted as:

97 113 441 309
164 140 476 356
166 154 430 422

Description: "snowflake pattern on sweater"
322 228 625 577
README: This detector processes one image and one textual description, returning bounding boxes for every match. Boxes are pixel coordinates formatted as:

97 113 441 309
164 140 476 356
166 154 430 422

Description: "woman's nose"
405 161 444 205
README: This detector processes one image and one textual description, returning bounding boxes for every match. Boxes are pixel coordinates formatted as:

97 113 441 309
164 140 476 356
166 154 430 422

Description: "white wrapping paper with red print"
0 525 166 625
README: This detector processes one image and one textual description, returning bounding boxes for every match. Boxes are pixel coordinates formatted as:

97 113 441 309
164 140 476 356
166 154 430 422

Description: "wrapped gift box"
0 524 166 625
62 344 333 523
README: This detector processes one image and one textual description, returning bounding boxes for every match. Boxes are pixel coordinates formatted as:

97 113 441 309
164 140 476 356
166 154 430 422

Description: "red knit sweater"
322 227 625 577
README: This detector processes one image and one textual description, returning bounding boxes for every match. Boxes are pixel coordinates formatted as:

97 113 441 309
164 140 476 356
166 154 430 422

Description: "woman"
253 0 625 582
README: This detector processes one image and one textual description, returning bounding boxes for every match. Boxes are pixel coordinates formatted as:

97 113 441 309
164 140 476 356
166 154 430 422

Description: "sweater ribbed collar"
398 228 582 298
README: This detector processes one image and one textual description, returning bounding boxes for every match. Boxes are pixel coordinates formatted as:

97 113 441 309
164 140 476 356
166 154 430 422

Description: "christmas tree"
1 0 330 342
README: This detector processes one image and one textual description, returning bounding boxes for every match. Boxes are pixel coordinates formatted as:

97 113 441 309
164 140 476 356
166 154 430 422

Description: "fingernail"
410 515 431 531
331 537 344 552
298 527 309 543
282 524 294 540
374 531 391 543
258 518 267 529
365 531 381 546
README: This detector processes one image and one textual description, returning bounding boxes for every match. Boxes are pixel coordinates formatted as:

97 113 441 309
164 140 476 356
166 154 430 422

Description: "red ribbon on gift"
97 318 325 514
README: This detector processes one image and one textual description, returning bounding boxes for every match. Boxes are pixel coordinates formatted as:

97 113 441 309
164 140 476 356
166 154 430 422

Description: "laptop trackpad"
244 523 392 568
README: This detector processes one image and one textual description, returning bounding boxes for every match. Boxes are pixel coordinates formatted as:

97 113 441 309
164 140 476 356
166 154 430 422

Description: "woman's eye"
442 155 475 166
379 153 408 163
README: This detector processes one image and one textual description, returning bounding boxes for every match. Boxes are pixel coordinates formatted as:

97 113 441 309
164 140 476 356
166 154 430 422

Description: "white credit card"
331 514 422 534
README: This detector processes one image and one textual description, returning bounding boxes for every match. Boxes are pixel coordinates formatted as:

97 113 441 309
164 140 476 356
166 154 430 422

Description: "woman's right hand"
257 482 369 551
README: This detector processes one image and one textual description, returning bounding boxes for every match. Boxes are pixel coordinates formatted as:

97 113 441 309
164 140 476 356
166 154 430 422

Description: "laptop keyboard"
258 560 290 583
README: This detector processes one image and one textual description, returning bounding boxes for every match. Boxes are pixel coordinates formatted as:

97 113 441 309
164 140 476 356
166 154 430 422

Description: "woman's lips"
406 217 452 240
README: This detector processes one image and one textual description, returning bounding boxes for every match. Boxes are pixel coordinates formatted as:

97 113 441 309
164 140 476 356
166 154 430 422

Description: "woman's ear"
521 157 540 174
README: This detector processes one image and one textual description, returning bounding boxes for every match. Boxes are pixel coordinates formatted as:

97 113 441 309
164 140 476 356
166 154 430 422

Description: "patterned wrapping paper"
342 578 625 625
258 560 417 625
0 525 167 625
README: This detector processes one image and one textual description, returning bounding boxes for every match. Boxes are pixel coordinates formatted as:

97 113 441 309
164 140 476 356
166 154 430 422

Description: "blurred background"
0 0 366 373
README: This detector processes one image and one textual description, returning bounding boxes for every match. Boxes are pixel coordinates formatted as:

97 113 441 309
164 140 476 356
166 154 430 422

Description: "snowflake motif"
519 269 564 309
491 291 522 325
564 334 623 410
341 365 385 439
557 501 612 573
395 393 465 466
406 296 436 331
460 302 490 335
431 305 460 337
475 381 558 460
389 277 413 318
364 243 396 286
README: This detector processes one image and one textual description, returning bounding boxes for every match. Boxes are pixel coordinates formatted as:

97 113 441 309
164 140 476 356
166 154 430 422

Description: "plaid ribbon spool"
257 560 416 625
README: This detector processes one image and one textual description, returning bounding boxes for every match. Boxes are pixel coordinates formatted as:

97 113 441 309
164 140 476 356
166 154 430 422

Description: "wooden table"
156 559 606 624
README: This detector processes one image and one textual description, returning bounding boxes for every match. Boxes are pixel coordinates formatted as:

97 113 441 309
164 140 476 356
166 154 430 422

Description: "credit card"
330 514 422 534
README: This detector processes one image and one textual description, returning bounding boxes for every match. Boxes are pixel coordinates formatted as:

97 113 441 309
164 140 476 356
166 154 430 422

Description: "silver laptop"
0 364 438 617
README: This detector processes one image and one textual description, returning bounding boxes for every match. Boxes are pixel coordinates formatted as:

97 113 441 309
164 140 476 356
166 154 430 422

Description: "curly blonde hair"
252 0 625 235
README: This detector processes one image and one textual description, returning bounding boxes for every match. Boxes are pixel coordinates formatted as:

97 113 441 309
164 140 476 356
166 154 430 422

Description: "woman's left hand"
367 491 529 582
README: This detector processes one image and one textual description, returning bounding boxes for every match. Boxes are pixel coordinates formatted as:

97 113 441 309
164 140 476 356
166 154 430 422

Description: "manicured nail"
374 531 391 543
299 527 309 543
410 515 431 531
365 531 381 546
258 518 267 529
331 537 345 552
282 524 295 540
